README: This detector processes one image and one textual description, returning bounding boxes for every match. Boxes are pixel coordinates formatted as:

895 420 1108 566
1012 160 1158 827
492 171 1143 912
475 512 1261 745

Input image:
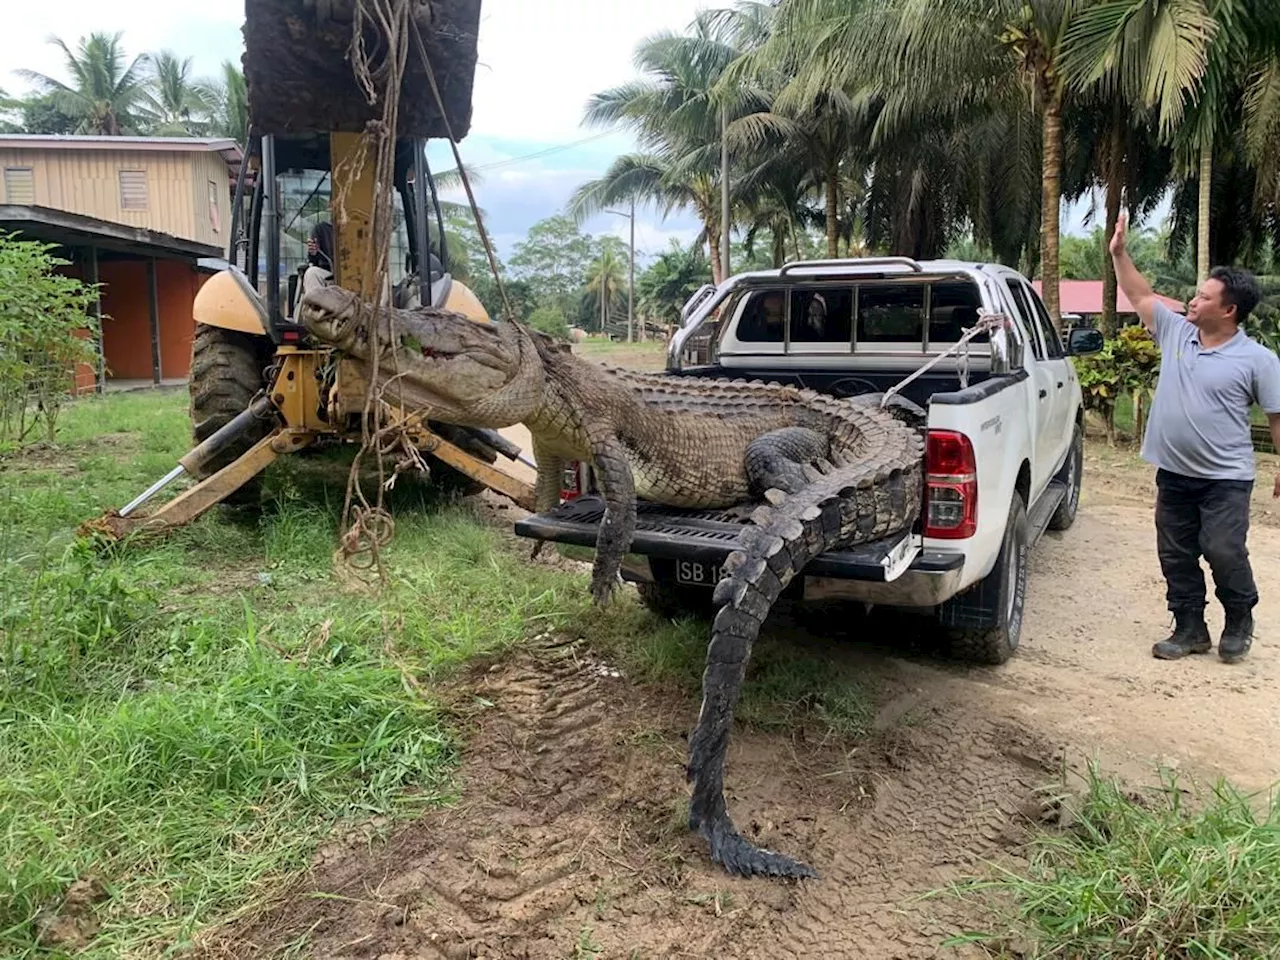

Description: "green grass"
0 391 589 958
1105 392 1270 442
941 764 1280 959
0 389 875 957
576 597 874 739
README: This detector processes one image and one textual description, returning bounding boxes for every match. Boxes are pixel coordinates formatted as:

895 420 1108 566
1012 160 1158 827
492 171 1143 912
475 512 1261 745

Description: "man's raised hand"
1110 212 1128 257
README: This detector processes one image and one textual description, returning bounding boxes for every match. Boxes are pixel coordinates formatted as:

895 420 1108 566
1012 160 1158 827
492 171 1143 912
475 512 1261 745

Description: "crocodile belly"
631 455 751 509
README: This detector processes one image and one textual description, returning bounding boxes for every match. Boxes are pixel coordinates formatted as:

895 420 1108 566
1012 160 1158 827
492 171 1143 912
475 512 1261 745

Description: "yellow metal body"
83 429 314 542
192 270 269 334
94 129 532 545
330 132 378 292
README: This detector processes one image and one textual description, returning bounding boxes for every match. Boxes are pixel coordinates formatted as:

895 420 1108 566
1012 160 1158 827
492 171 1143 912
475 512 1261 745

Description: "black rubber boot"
1152 608 1212 660
1218 606 1255 664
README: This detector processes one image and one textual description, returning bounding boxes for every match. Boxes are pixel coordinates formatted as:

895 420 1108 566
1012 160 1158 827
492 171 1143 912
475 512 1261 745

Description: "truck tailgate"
514 496 919 583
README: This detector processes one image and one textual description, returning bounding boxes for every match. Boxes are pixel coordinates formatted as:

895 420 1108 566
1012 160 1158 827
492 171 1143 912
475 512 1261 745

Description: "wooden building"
0 135 243 388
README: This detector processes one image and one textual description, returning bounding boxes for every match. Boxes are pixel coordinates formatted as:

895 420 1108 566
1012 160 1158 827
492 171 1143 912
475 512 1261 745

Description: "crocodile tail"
686 452 922 879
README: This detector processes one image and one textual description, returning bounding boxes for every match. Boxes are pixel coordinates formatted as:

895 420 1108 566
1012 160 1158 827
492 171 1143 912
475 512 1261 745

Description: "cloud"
3 3 242 90
0 2 711 261
467 0 712 143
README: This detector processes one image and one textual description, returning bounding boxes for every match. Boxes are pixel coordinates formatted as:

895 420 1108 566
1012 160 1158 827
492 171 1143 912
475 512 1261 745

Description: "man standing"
1110 213 1280 663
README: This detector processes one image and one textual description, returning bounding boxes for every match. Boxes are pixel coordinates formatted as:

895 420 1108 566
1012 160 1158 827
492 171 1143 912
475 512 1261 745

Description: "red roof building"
1031 279 1185 317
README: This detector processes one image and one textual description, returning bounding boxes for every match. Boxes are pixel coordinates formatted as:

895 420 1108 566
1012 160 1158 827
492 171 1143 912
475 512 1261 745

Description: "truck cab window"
858 285 924 342
1027 287 1064 359
789 288 853 344
927 281 988 344
1004 279 1045 360
735 290 787 343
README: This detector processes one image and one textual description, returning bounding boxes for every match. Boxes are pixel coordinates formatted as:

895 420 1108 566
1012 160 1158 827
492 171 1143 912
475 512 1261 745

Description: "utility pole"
606 203 637 343
629 196 635 342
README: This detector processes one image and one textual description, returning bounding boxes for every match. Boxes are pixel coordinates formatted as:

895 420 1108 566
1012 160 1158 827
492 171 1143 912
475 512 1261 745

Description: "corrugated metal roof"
0 135 241 153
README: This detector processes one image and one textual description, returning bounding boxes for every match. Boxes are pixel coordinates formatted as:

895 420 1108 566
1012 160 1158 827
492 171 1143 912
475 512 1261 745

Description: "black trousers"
1155 468 1258 613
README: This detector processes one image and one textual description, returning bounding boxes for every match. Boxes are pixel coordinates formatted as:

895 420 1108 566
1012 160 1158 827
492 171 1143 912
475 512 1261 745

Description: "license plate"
675 559 726 587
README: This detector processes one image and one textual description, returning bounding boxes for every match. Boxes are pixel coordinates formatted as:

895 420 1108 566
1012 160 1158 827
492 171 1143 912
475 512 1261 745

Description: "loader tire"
427 422 498 497
188 324 274 507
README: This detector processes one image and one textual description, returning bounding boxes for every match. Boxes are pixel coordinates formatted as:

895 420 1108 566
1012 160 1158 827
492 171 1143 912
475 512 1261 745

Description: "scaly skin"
297 287 926 879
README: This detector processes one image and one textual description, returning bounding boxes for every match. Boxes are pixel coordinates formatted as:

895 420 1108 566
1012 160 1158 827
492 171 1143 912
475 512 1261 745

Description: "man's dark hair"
1208 266 1262 324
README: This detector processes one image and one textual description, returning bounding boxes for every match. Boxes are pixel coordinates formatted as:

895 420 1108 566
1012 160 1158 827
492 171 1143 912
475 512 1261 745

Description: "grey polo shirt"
1141 302 1280 482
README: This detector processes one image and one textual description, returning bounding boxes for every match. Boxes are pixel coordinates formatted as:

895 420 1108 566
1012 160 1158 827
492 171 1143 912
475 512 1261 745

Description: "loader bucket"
242 0 483 140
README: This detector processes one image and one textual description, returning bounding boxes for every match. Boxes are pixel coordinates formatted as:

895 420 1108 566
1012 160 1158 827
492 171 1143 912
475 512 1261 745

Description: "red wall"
97 259 202 381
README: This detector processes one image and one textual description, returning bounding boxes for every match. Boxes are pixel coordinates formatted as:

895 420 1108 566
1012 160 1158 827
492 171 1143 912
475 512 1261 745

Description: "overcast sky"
4 0 1113 265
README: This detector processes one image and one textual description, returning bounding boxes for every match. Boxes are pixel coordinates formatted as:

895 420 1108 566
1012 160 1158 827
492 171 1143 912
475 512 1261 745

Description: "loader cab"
226 131 456 345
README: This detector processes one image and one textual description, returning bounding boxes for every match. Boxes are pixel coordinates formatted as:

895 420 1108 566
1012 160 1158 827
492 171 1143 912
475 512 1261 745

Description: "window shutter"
3 167 35 205
119 170 148 210
208 180 220 233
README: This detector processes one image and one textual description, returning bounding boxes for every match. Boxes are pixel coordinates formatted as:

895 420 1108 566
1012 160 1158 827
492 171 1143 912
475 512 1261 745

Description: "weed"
939 762 1280 959
572 924 603 959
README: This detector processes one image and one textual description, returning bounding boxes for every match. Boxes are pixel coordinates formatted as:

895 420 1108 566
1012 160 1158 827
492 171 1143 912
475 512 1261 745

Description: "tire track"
207 633 1052 960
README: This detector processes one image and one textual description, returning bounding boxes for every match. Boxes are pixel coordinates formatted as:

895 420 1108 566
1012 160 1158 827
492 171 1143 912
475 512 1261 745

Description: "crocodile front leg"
528 438 564 560
588 435 636 605
532 437 564 514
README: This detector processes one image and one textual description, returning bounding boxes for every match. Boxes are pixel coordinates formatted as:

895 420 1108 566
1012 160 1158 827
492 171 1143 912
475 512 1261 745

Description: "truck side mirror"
1067 327 1104 356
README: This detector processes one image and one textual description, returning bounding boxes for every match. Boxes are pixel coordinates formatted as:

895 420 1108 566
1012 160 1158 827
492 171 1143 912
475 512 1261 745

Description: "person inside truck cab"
737 291 786 342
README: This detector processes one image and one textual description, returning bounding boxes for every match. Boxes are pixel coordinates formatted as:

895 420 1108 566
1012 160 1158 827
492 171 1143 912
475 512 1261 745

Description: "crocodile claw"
695 812 818 880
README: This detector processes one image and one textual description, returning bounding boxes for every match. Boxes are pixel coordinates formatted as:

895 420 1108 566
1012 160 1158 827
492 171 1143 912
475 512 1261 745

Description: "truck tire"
1047 423 1083 532
940 491 1029 665
636 579 716 621
188 324 274 507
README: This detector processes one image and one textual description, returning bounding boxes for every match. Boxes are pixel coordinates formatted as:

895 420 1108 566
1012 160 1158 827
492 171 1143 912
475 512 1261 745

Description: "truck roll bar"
779 257 923 276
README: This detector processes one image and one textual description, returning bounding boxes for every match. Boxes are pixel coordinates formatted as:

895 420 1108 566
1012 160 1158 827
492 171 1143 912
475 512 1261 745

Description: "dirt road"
216 445 1280 959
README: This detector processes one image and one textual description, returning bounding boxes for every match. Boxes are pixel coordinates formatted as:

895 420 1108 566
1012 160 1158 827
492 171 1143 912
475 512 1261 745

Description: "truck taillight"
560 461 582 502
923 430 977 539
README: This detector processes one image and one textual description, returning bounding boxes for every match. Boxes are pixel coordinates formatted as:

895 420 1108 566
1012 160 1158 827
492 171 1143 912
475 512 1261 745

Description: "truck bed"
513 495 962 584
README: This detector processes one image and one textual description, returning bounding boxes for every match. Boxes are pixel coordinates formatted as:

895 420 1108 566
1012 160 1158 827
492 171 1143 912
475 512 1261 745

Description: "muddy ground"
208 440 1280 959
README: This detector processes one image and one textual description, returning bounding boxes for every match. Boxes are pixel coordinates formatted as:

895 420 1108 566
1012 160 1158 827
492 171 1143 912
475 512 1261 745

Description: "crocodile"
296 286 926 879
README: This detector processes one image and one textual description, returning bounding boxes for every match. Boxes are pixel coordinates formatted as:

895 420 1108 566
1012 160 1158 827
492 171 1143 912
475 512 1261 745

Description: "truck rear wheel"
188 324 274 506
939 491 1029 665
636 580 717 620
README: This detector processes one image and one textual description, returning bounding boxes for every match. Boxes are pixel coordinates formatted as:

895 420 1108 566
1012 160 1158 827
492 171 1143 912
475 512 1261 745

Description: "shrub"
0 232 101 445
1073 324 1160 445
527 305 571 342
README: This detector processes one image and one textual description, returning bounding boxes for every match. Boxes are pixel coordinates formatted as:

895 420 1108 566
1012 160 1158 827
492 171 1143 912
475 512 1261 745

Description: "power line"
434 130 619 175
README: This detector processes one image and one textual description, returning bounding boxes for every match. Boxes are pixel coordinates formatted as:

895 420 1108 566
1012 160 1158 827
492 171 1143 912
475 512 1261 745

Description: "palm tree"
762 0 1097 325
141 51 211 135
574 9 768 283
571 153 733 283
197 61 249 143
586 244 628 333
17 32 150 135
637 239 713 330
1064 0 1280 281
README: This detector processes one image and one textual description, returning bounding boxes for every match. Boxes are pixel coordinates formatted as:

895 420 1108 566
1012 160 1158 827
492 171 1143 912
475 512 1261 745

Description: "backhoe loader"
85 0 536 542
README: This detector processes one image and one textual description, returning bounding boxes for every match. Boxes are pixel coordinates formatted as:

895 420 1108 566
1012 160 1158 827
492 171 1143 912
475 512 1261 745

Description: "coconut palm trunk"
1102 108 1125 338
1040 90 1064 329
1197 139 1212 281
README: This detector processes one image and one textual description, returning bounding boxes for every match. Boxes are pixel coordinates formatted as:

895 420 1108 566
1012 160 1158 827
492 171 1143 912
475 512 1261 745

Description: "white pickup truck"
513 256 1104 664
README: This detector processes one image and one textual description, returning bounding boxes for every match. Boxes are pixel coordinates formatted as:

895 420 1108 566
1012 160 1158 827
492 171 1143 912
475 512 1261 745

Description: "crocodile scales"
297 286 926 879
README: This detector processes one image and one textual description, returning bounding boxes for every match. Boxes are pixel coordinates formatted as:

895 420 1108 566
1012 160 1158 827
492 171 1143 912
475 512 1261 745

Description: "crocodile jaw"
298 286 540 428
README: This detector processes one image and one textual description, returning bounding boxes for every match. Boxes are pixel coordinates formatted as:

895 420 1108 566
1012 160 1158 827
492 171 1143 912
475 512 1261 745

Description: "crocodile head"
297 285 544 427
